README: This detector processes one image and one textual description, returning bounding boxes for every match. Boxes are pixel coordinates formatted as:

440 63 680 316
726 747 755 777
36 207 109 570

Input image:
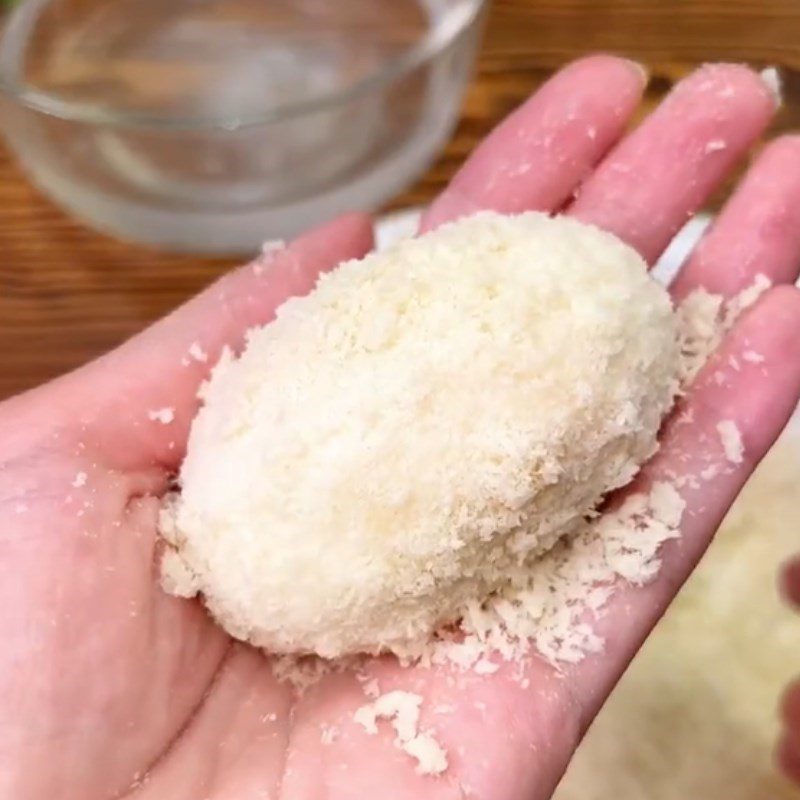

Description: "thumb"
0 214 374 469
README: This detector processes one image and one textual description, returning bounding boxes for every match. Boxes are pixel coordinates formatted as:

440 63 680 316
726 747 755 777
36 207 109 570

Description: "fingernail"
759 66 783 108
624 58 650 86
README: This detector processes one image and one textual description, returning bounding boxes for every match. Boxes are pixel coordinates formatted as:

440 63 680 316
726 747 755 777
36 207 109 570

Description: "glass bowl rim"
0 0 487 131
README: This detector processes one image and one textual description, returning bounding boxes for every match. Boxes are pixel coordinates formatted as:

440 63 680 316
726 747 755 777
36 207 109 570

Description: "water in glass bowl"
0 0 484 252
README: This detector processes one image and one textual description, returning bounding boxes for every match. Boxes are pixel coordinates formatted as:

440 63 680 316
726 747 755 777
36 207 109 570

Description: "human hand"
3 55 800 800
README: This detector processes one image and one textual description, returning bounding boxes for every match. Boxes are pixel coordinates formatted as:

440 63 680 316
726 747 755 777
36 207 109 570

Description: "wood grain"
2 0 800 399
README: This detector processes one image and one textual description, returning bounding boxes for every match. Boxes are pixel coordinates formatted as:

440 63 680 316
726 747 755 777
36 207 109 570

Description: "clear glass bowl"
0 0 486 253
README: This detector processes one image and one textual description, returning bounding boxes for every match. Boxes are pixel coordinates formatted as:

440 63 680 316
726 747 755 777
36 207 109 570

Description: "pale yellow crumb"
188 342 208 363
700 464 720 481
676 274 772 387
320 724 339 745
716 420 744 465
742 349 765 364
148 407 175 425
354 690 448 776
723 273 771 326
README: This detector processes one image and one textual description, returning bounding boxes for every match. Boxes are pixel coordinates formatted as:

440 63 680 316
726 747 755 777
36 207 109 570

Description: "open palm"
4 56 800 800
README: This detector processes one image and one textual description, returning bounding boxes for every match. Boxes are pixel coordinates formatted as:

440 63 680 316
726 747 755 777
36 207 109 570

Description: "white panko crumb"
474 658 500 675
320 724 339 745
148 407 175 425
269 653 349 693
72 471 87 488
701 464 721 481
704 139 727 154
188 342 208 363
421 481 686 670
253 240 287 275
724 274 771 323
354 691 448 775
717 420 745 465
160 212 681 659
674 290 724 386
261 239 285 256
359 677 381 699
742 350 764 364
760 66 782 106
675 274 771 387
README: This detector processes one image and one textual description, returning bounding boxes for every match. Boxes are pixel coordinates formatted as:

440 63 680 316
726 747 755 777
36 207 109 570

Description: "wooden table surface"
3 0 800 399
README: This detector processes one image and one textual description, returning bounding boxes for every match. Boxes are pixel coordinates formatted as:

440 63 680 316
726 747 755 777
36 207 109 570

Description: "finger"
107 212 374 469
671 136 800 300
421 55 646 231
108 212 372 384
567 286 800 725
781 556 800 606
569 64 777 265
1 214 375 469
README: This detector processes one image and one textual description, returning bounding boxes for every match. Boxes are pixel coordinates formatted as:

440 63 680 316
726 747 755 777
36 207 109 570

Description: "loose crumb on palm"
354 691 448 776
188 342 208 363
148 407 175 425
717 420 745 465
